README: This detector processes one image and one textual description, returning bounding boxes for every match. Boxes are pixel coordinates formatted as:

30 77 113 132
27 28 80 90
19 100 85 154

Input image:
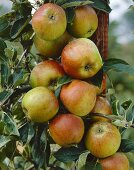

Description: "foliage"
0 0 134 170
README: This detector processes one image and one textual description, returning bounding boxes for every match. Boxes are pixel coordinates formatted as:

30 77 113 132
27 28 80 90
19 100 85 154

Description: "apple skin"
22 87 59 122
91 96 112 122
32 3 67 41
100 152 129 170
34 31 72 58
49 114 84 146
60 80 96 116
61 38 103 79
85 122 121 158
30 60 65 91
67 6 98 38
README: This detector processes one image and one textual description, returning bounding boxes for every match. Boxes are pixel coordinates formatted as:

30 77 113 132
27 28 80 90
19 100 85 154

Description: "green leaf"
55 75 72 97
0 38 7 53
110 94 120 115
54 146 85 163
61 1 93 8
12 69 28 88
55 86 62 98
120 139 134 152
90 68 103 88
103 58 134 75
19 122 35 144
1 111 20 137
85 154 102 170
77 151 89 170
0 18 9 34
31 126 48 168
10 17 31 39
121 99 132 110
91 0 112 13
0 135 11 149
12 1 32 17
0 90 13 103
58 75 72 85
1 63 11 87
66 8 75 24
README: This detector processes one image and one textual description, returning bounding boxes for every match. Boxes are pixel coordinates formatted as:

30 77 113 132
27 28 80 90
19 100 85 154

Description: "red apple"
100 152 129 170
67 6 98 38
61 38 103 79
60 80 96 116
30 60 65 91
34 31 72 58
91 96 112 122
85 122 121 158
49 114 84 146
22 87 59 122
32 3 67 40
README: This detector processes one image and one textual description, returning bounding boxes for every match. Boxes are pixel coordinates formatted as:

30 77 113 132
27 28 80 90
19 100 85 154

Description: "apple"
60 80 96 116
91 96 112 122
49 114 84 146
61 38 103 79
67 5 98 38
32 3 67 41
22 87 59 122
85 122 121 158
30 60 65 91
100 152 129 170
34 31 73 58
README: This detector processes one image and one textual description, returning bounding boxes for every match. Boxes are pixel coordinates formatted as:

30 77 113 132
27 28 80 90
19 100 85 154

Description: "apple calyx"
84 64 91 71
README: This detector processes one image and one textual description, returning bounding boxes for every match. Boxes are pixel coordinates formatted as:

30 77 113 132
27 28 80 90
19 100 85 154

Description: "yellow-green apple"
34 31 72 58
67 6 98 38
85 122 121 158
60 80 96 116
30 60 65 91
49 114 84 146
32 3 67 40
22 87 59 122
91 96 112 122
61 38 103 79
100 152 129 170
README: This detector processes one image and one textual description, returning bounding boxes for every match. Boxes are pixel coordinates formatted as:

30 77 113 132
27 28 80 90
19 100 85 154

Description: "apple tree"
0 0 134 170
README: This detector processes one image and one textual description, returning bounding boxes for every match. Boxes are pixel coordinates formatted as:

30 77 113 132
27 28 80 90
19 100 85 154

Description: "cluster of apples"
21 3 129 169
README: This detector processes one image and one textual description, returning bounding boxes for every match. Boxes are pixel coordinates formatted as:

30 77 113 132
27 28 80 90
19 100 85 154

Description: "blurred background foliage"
107 0 134 102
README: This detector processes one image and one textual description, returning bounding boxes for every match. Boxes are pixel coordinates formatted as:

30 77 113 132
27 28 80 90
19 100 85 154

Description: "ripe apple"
30 60 65 91
32 3 67 41
60 80 96 116
85 122 121 158
22 87 59 122
61 38 103 79
49 114 84 146
34 31 72 58
100 152 129 170
67 6 98 38
91 96 112 122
